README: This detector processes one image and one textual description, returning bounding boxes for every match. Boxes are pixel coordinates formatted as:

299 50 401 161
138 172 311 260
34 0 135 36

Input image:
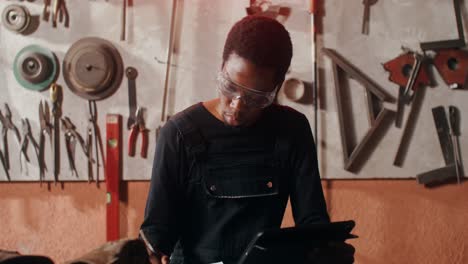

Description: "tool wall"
318 0 467 180
0 0 316 181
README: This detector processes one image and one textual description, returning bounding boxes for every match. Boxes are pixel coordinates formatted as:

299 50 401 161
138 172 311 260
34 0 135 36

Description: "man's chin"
223 113 244 127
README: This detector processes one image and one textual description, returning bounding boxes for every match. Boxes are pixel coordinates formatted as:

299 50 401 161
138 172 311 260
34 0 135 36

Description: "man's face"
216 53 278 127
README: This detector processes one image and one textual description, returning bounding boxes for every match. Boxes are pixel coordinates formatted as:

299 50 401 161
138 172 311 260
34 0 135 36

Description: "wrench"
126 67 139 129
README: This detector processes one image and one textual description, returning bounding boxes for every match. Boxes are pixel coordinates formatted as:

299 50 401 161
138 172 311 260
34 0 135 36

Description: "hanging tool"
383 51 430 128
361 0 377 35
51 0 69 28
384 51 430 167
397 52 423 128
43 0 51 21
86 122 93 183
161 0 178 123
106 114 122 241
19 118 40 175
63 37 124 100
392 86 425 167
245 0 283 19
128 107 149 158
416 163 458 186
50 83 62 184
2 4 32 34
309 0 318 150
0 103 22 172
125 67 138 129
420 0 465 51
121 0 127 41
61 116 93 177
322 48 395 171
0 150 9 180
13 45 59 92
417 106 461 186
87 100 105 186
449 106 463 184
433 49 468 89
432 106 455 165
38 101 52 183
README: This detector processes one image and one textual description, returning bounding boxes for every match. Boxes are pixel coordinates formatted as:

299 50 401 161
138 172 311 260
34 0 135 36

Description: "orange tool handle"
309 0 317 14
128 127 137 157
140 129 148 158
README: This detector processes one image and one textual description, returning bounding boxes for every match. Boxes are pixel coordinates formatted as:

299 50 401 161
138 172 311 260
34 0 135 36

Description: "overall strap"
169 106 206 161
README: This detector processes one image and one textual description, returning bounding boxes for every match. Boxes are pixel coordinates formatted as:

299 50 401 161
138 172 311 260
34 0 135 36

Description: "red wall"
1 180 467 263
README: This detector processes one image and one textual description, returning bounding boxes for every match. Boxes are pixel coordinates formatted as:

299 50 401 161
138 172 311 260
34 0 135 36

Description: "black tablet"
237 220 357 264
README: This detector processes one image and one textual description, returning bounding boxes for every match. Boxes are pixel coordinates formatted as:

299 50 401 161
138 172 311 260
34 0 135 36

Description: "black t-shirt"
141 103 329 264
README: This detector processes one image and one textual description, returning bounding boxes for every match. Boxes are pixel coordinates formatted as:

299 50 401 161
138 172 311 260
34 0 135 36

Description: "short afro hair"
222 15 293 84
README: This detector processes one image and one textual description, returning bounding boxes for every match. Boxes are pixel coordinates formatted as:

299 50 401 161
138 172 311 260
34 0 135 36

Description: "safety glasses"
216 72 278 108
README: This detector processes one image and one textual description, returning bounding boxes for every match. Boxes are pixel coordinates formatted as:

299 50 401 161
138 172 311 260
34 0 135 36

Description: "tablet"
237 220 357 264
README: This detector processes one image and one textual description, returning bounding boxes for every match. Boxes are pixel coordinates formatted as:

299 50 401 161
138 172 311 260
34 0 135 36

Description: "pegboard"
0 0 317 181
317 0 468 179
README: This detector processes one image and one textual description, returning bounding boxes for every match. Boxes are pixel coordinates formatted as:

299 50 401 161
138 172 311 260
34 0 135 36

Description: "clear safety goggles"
216 72 278 108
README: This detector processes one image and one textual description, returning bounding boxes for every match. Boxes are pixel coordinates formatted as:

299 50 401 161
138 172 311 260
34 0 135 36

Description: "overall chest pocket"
202 160 280 199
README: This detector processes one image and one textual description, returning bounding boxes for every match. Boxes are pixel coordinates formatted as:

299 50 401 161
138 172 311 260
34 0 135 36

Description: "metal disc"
2 4 31 33
63 37 124 100
13 45 59 91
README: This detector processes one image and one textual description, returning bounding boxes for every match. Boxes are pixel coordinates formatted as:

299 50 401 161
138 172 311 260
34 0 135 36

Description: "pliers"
39 100 53 182
43 0 51 21
61 116 93 177
52 0 69 28
0 103 22 172
128 107 149 158
0 149 9 180
19 118 40 175
87 100 105 185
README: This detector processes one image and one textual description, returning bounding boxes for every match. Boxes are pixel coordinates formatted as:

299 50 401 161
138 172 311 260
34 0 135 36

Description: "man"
140 15 353 264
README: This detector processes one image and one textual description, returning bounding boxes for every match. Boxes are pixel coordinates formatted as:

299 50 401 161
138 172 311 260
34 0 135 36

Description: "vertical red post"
106 114 122 241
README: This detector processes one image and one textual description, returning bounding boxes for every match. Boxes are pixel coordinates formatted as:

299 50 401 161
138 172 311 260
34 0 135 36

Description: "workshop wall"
317 0 468 179
1 0 467 183
0 0 317 181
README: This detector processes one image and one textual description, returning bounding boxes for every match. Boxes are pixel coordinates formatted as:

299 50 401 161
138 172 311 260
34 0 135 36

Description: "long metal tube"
161 0 178 122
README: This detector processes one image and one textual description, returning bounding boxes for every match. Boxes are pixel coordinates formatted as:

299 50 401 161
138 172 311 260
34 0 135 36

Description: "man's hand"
148 254 170 264
307 241 355 264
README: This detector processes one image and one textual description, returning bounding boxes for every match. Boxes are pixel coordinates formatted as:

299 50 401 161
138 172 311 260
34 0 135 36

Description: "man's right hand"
148 254 170 264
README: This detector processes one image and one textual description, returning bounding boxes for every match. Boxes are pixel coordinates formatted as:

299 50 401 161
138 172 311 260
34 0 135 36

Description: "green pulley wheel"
13 45 59 91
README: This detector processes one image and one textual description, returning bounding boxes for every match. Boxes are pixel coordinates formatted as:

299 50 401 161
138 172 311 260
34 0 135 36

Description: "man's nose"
230 96 245 110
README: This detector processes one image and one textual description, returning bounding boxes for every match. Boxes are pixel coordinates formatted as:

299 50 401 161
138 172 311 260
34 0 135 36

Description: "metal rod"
161 0 178 122
309 0 318 149
121 0 127 41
